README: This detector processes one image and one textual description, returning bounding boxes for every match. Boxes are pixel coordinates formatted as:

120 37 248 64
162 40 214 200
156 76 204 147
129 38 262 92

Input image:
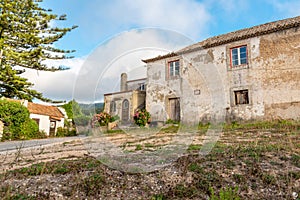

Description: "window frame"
230 45 248 68
230 86 251 107
168 60 180 78
110 101 116 113
234 89 249 105
139 83 146 91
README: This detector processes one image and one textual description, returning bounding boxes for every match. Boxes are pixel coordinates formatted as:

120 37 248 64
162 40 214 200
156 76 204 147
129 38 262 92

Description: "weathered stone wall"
104 90 146 122
258 28 300 120
146 26 300 123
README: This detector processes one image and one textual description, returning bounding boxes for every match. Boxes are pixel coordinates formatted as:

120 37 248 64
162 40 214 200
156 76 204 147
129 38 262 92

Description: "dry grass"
0 120 299 199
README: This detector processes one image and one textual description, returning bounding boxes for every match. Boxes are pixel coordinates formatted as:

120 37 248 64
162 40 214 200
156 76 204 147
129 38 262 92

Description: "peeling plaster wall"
146 27 300 123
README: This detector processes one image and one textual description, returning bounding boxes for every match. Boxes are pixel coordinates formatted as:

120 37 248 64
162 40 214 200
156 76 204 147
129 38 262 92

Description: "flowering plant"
93 112 112 126
133 109 151 127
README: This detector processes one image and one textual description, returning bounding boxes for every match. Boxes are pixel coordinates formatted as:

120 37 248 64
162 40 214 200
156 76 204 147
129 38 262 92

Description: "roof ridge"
143 15 300 63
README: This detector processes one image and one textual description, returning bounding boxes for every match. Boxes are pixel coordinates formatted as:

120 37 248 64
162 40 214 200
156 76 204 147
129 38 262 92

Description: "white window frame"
139 83 145 91
168 60 180 77
230 45 248 67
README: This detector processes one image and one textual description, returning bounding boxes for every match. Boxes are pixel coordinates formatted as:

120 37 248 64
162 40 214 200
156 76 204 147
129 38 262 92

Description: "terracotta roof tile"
27 102 64 119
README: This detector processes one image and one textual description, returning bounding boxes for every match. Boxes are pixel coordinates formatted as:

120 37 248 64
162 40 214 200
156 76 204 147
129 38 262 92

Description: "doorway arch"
122 99 129 122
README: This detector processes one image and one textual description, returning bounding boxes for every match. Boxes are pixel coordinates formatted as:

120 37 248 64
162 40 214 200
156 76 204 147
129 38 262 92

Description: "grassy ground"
0 120 299 199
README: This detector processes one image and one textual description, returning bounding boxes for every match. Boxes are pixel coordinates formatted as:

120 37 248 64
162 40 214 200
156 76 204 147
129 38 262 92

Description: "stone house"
104 73 146 123
143 16 300 124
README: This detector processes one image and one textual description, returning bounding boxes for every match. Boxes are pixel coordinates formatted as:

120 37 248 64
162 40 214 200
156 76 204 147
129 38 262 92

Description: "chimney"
120 73 128 92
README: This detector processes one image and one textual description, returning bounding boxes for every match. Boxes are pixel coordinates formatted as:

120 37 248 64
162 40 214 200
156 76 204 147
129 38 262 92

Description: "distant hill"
79 102 104 115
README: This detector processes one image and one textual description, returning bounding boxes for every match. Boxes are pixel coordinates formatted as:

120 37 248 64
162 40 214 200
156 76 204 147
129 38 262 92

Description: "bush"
133 109 151 127
93 112 113 126
56 127 77 137
0 99 40 140
0 100 29 136
21 118 46 139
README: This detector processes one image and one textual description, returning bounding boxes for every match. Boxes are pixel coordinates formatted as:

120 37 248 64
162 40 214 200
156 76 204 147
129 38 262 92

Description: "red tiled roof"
3 98 64 119
27 102 64 119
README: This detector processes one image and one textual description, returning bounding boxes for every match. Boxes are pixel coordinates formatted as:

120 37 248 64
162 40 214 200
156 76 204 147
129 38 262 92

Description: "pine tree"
0 0 77 102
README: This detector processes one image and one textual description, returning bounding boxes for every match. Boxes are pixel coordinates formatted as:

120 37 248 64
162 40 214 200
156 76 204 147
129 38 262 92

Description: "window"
168 60 180 77
110 101 116 113
231 45 247 67
234 90 249 105
139 83 145 91
123 99 129 109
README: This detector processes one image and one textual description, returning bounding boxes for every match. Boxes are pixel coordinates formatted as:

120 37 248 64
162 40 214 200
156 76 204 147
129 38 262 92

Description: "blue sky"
24 0 300 103
40 0 300 57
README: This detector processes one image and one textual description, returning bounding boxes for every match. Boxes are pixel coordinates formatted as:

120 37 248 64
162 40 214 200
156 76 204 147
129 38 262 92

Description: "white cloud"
73 28 193 103
84 0 211 41
22 29 192 103
22 57 86 102
268 0 300 17
23 1 213 103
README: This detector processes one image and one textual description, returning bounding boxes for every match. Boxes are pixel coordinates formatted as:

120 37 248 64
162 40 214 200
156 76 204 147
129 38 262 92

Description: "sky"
22 0 300 103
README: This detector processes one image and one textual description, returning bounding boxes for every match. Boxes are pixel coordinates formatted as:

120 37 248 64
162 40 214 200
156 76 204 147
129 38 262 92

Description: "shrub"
133 109 151 127
56 127 77 137
93 112 113 126
0 99 41 140
21 118 46 139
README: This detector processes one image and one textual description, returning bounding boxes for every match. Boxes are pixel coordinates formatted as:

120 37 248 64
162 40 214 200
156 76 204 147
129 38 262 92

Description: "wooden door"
169 98 180 122
122 99 129 122
49 120 56 137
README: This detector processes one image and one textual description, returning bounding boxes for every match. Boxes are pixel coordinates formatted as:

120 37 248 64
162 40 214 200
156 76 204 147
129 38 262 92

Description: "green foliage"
61 100 92 127
61 100 82 119
223 119 300 131
0 0 77 101
188 163 204 173
0 99 46 140
188 144 202 151
21 118 46 139
56 127 77 137
166 119 180 124
209 186 240 200
133 109 151 127
74 115 90 126
160 125 179 133
151 194 166 200
135 144 142 151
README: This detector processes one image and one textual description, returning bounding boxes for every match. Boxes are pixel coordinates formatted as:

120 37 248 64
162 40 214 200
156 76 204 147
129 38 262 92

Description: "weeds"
209 186 240 200
291 154 300 167
0 119 299 199
135 144 143 151
187 144 202 151
81 173 104 196
151 194 166 200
